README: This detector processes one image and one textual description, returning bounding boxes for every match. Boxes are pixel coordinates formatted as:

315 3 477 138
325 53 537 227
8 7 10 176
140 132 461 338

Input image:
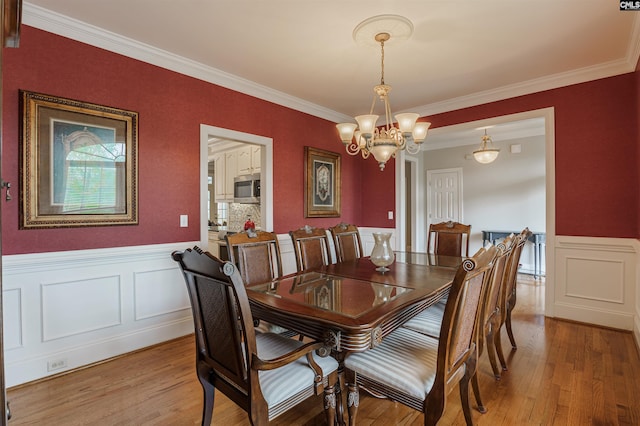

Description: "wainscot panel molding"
2 242 200 388
553 236 637 331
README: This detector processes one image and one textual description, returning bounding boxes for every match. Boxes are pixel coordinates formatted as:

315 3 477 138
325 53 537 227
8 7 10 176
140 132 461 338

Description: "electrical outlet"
47 358 67 372
180 215 188 227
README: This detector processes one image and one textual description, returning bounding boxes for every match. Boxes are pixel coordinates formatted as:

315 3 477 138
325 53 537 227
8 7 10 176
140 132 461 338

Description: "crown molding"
24 3 640 124
22 3 351 124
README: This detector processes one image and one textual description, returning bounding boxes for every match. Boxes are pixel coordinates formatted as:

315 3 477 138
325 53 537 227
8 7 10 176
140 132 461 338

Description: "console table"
481 230 545 278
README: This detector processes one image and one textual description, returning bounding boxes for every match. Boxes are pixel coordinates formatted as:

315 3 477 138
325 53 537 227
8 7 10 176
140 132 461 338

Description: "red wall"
3 26 639 255
362 73 639 238
1 27 364 254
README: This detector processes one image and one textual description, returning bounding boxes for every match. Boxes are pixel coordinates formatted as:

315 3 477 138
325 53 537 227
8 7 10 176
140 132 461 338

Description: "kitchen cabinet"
237 145 262 175
212 153 226 202
251 145 261 173
212 145 261 203
213 150 238 202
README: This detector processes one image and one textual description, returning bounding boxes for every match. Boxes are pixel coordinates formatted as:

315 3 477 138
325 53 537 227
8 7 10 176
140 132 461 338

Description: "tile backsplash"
229 203 261 231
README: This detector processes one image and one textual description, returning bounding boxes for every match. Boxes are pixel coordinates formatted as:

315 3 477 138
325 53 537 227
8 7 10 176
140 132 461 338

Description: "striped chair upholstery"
172 247 339 426
344 248 494 426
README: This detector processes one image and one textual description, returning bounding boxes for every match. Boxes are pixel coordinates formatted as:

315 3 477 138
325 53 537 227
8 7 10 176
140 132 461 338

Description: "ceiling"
22 1 640 147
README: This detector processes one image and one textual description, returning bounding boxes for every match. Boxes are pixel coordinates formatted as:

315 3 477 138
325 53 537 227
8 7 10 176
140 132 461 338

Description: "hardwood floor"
7 275 640 425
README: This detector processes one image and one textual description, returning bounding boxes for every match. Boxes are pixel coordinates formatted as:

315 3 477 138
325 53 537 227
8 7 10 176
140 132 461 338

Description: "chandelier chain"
380 39 385 85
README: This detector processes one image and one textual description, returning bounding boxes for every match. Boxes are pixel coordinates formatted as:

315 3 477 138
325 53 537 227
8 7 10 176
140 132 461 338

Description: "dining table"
246 252 462 424
247 253 462 354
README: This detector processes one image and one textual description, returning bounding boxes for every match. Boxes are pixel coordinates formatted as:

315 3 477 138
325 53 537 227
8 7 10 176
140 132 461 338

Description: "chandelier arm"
405 141 420 155
345 142 362 156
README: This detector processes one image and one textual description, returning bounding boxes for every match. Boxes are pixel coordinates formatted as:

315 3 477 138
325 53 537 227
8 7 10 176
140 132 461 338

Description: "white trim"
23 3 640 124
22 3 350 124
199 125 274 245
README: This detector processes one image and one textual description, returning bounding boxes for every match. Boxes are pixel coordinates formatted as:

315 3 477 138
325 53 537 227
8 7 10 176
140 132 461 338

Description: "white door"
426 168 463 227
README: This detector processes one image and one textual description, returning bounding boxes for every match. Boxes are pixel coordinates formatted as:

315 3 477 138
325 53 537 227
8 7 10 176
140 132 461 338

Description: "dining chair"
289 225 331 272
343 247 494 425
225 230 291 335
427 221 472 257
329 222 363 262
478 234 514 380
172 247 339 426
495 227 532 369
225 230 283 286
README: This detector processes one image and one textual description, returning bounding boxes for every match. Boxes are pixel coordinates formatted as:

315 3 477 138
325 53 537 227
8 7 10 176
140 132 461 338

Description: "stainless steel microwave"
233 173 261 204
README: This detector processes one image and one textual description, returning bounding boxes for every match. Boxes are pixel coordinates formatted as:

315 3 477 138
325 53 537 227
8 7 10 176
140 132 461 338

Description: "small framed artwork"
20 90 139 228
304 146 341 218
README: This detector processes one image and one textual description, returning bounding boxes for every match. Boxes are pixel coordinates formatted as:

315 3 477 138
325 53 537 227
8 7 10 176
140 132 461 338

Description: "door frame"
396 107 555 317
199 124 273 246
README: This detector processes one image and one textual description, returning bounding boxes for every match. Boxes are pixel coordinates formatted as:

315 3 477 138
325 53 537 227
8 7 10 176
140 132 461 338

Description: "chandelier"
336 17 431 171
473 128 500 164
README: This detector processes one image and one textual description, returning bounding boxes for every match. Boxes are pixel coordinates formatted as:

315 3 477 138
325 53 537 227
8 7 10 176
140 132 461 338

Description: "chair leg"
196 362 215 426
458 371 476 425
467 354 486 414
485 322 502 379
494 325 508 371
505 302 517 349
470 372 486 414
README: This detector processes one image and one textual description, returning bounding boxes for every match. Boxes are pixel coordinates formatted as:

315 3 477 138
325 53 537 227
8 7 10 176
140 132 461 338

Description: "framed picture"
304 146 341 218
20 90 139 229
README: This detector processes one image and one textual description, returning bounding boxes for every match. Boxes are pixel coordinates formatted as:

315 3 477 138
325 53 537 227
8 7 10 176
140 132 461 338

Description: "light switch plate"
388 211 393 220
180 215 188 227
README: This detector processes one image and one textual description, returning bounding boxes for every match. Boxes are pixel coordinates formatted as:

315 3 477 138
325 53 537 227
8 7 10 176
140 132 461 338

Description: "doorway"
199 125 273 245
397 107 555 316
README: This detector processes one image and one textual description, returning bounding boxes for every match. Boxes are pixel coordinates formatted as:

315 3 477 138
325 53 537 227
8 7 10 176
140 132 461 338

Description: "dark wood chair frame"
172 247 338 426
225 230 283 286
427 221 472 257
344 247 495 426
495 228 532 370
329 223 364 263
289 225 331 272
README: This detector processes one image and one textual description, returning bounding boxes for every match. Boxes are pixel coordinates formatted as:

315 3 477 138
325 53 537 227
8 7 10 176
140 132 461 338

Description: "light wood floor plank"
6 275 640 425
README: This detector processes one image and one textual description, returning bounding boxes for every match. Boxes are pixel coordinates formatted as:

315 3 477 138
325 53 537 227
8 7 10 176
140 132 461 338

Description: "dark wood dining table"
246 253 462 354
246 253 462 424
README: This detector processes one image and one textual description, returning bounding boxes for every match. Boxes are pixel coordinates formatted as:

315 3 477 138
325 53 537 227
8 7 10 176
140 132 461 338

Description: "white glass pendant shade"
336 123 357 144
369 140 398 170
355 114 379 137
412 122 431 143
473 130 500 164
354 131 366 148
473 149 500 164
395 112 419 134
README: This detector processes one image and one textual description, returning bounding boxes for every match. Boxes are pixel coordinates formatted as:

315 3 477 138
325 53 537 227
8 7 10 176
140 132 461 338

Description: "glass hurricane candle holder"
370 232 395 272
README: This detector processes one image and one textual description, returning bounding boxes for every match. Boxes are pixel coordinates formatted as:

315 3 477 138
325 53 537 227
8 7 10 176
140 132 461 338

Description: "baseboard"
6 318 193 388
553 302 635 331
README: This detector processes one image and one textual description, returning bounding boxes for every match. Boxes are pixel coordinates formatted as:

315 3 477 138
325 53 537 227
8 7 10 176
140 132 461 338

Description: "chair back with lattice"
329 223 363 262
225 230 283 286
427 221 471 257
501 228 531 310
434 247 493 396
482 235 514 328
289 225 331 271
172 247 264 421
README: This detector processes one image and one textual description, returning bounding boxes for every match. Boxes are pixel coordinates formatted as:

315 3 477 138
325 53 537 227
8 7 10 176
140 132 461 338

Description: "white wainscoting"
2 227 396 388
2 242 198 388
553 236 637 331
7 230 634 388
